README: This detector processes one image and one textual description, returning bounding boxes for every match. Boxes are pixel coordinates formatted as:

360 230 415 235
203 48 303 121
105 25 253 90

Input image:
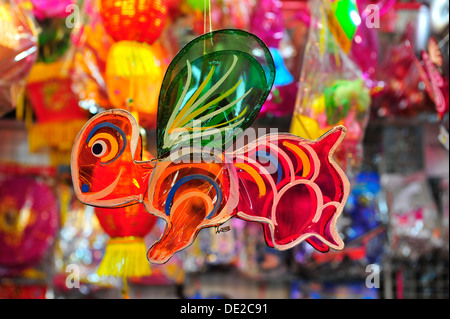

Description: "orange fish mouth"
76 168 143 207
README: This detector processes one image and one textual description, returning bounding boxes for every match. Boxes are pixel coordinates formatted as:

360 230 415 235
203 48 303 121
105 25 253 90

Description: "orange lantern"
99 0 168 45
94 204 158 278
92 149 159 279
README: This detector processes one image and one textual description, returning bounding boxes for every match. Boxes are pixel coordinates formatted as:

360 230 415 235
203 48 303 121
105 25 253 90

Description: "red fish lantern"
0 176 59 269
99 0 168 45
71 30 350 265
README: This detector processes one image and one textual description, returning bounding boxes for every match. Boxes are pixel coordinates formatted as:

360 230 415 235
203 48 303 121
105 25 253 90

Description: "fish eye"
86 123 127 165
91 140 107 157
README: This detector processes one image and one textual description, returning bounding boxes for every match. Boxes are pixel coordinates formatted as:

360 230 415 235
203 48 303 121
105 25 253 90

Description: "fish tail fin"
306 204 344 253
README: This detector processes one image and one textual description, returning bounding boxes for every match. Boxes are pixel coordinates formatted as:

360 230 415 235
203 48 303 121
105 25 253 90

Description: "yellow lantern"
105 41 166 128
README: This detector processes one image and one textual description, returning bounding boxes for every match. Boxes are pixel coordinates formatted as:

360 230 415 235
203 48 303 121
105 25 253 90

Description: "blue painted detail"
86 122 127 165
164 174 222 219
81 184 89 193
255 150 282 184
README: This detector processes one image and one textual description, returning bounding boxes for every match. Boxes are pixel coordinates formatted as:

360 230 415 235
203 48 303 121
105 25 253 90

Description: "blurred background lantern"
186 0 210 12
69 0 114 113
0 176 59 270
98 0 169 128
91 151 159 282
99 0 168 45
94 204 158 279
105 41 167 128
26 61 89 166
30 0 76 21
0 0 38 117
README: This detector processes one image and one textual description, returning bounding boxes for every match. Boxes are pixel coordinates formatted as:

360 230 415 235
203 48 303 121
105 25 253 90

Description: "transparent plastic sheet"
0 0 38 117
381 172 441 260
251 0 298 118
52 181 122 298
69 0 113 113
371 25 437 119
290 0 371 174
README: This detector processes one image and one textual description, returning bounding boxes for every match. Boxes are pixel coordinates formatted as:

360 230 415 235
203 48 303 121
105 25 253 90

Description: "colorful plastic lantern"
71 30 351 264
99 0 168 45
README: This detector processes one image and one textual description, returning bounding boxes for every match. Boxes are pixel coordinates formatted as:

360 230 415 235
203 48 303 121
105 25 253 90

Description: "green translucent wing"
156 29 275 158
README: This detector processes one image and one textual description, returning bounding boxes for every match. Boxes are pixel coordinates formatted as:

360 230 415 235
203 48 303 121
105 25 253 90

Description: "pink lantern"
0 176 59 269
30 0 76 20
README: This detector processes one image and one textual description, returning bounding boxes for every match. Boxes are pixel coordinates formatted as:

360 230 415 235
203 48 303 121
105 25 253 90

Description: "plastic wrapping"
53 182 121 298
69 0 113 112
290 0 370 173
0 0 38 117
251 0 297 117
371 25 435 119
382 173 441 260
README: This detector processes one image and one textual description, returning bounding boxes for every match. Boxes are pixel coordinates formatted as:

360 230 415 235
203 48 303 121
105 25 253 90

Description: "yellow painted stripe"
283 141 310 178
182 106 248 131
235 163 266 197
180 78 243 126
170 66 216 132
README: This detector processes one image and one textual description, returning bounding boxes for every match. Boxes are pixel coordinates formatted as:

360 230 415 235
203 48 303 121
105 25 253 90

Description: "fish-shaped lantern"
71 29 350 264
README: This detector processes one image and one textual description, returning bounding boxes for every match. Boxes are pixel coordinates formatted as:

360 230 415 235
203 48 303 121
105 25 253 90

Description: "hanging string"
122 276 130 299
208 0 212 34
203 0 213 35
203 0 214 54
